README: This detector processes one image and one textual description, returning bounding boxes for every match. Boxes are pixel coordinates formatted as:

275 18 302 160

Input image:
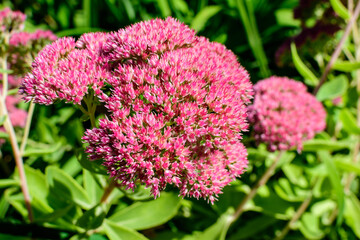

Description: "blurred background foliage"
3 0 304 81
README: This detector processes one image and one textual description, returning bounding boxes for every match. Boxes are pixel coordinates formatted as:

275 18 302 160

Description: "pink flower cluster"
9 30 57 47
248 76 326 151
20 33 108 104
21 17 252 202
0 7 26 33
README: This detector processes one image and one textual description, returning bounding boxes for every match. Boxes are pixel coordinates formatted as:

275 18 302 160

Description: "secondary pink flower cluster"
248 76 326 151
0 7 26 33
10 30 57 47
21 17 252 203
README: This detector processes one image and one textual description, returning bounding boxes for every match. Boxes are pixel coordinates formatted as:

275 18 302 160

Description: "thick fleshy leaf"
330 0 350 19
191 6 222 32
46 166 91 209
339 109 360 135
303 139 350 151
316 75 348 101
103 219 148 240
344 193 360 238
76 204 107 230
298 213 325 239
333 60 360 72
290 42 318 86
109 192 181 230
318 151 344 226
228 215 278 240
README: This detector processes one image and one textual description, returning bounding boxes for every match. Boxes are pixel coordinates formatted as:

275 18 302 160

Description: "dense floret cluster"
0 7 26 33
21 17 252 202
248 76 326 151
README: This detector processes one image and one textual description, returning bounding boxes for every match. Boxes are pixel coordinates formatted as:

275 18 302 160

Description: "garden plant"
1 0 360 239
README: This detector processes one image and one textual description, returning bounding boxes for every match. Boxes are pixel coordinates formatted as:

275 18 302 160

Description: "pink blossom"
0 7 26 33
9 30 57 47
83 19 252 203
20 17 252 202
102 17 198 62
20 33 109 104
248 76 326 151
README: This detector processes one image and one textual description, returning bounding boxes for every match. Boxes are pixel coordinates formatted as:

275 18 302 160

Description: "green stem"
1 33 9 101
313 0 360 94
274 194 313 240
100 178 117 204
230 151 283 223
0 95 33 222
20 101 35 155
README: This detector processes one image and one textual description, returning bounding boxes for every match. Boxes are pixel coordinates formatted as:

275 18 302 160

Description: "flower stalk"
229 151 283 224
313 0 360 94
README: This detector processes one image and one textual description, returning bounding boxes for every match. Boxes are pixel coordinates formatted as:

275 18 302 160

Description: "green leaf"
339 109 360 134
318 151 345 226
76 204 107 230
194 209 233 240
303 139 350 151
274 178 309 202
0 68 13 74
344 193 360 238
103 219 149 240
109 192 181 230
316 75 348 101
56 27 105 37
330 0 350 20
333 60 360 72
334 159 360 176
228 215 278 240
191 6 222 32
275 9 300 27
77 151 107 175
157 0 171 17
46 166 91 209
298 213 325 239
291 42 318 86
0 179 18 188
22 142 62 157
83 170 105 205
0 115 7 126
0 131 9 139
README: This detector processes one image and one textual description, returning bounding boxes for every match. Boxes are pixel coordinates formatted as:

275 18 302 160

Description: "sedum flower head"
83 18 252 203
0 7 26 33
21 17 252 203
248 76 326 152
20 33 109 104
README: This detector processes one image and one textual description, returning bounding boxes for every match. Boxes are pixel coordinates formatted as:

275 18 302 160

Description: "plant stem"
274 194 312 240
313 0 360 94
100 178 117 204
0 96 33 222
1 33 9 101
230 151 283 223
20 101 35 155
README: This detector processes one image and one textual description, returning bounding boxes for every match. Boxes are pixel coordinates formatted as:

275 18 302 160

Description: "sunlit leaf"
46 166 92 209
318 151 344 226
339 109 360 134
333 60 360 72
330 0 350 20
316 75 348 101
103 219 149 240
291 42 318 86
109 192 181 230
191 6 222 32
